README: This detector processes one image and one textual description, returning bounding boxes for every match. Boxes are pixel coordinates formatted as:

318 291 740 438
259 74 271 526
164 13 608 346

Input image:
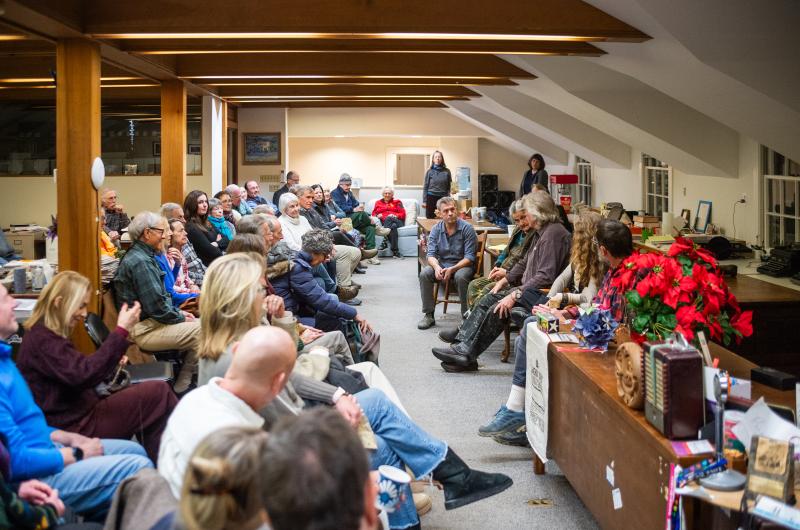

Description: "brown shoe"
337 285 359 301
361 248 378 259
414 492 432 516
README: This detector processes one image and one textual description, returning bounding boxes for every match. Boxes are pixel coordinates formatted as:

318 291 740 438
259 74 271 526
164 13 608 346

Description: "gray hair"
252 205 274 215
237 214 271 236
301 229 334 256
278 192 299 214
208 198 222 211
436 196 456 210
338 173 352 184
382 187 394 195
293 185 312 197
160 202 182 219
128 211 164 241
523 191 559 224
224 184 241 196
509 199 526 216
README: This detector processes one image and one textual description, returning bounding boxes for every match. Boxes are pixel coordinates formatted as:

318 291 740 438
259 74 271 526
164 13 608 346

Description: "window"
642 153 671 217
762 146 800 248
575 156 592 205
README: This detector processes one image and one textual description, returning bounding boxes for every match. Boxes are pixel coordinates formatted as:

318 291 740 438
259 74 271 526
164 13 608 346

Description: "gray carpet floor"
355 257 599 529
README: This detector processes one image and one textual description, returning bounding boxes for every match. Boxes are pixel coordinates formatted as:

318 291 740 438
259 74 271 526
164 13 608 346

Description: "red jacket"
372 199 406 222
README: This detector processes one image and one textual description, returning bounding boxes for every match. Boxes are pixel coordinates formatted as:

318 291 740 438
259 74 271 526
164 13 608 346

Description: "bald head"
222 326 296 411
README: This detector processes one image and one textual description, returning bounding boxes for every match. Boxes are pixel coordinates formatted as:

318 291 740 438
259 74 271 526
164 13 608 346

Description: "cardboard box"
457 199 472 212
8 231 45 260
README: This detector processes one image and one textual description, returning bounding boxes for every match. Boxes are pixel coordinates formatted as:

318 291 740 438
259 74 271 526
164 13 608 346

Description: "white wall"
477 138 529 192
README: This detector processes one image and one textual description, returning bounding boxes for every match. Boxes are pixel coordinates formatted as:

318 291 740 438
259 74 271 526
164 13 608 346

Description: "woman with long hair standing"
17 271 177 462
422 150 451 219
183 190 226 266
519 153 548 196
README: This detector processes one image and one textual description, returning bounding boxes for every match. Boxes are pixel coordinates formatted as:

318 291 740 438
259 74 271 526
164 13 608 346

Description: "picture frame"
243 132 281 165
188 144 201 155
152 142 160 156
693 200 712 233
680 208 691 227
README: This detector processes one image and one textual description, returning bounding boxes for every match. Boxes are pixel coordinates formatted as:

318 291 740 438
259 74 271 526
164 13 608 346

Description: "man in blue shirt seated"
0 283 152 521
418 197 477 329
330 174 378 253
244 180 278 214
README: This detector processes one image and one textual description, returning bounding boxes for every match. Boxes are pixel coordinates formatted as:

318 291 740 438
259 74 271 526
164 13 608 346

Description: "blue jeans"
313 264 337 293
356 388 448 529
512 316 537 387
42 439 153 521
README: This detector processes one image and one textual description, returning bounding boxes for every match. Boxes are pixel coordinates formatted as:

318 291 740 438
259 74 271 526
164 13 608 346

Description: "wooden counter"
542 340 793 530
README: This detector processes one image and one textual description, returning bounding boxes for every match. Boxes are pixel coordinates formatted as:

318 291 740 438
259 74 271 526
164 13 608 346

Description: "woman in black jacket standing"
519 153 548 197
183 189 227 266
422 150 452 218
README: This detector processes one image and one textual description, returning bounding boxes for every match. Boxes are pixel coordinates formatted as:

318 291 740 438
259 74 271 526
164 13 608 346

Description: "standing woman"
422 150 451 219
183 190 225 267
519 153 548 197
17 271 177 462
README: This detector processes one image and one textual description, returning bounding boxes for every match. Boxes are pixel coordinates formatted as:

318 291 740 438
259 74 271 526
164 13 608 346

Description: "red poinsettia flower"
731 310 753 340
667 237 694 258
664 274 698 309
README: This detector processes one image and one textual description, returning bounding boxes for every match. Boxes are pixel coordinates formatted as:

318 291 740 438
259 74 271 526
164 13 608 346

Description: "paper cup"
375 465 411 513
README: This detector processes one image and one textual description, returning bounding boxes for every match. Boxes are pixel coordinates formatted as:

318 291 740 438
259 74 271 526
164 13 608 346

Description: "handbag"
342 320 381 365
95 363 131 397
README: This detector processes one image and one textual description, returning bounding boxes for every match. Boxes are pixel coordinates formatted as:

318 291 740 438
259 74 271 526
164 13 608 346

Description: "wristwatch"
513 290 522 300
72 446 84 462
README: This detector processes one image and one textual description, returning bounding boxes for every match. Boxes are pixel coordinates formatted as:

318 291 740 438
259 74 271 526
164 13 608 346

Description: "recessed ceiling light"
94 32 593 42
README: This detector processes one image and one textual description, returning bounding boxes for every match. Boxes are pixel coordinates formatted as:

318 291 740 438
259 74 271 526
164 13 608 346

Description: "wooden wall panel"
160 79 186 205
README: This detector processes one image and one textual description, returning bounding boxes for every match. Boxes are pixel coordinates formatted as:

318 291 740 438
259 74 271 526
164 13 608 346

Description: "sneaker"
493 424 530 447
417 313 435 329
478 406 525 437
368 256 381 265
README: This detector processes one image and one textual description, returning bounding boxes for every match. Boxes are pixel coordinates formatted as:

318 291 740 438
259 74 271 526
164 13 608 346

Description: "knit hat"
339 173 352 184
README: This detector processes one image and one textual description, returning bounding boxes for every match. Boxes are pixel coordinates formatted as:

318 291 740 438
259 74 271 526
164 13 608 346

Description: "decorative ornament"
573 306 618 351
615 342 644 409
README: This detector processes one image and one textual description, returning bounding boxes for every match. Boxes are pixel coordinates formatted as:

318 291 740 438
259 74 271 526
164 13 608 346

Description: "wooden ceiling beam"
81 0 649 42
236 101 447 108
176 53 536 79
216 84 480 98
117 37 605 56
197 77 518 87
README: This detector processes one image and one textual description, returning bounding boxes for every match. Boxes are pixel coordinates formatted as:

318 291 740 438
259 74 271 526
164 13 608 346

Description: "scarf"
432 164 444 171
208 215 232 240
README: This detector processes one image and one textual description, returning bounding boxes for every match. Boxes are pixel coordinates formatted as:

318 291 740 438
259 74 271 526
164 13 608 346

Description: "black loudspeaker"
498 191 516 210
480 191 499 209
480 174 498 192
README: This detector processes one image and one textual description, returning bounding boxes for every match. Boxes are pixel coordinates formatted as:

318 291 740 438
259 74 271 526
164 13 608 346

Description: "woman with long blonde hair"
477 210 605 447
149 426 271 530
17 271 177 461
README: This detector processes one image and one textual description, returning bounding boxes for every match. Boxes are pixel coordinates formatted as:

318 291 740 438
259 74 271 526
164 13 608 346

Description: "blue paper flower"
573 306 619 350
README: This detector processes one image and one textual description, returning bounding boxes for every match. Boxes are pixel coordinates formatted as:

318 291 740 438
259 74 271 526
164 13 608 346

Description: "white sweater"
279 215 313 252
157 378 264 498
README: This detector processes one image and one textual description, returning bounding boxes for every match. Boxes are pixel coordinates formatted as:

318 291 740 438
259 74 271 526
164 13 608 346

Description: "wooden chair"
432 232 488 314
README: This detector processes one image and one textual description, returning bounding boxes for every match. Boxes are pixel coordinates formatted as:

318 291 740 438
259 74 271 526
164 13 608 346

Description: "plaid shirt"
103 211 130 234
182 241 206 286
594 263 627 323
113 240 184 325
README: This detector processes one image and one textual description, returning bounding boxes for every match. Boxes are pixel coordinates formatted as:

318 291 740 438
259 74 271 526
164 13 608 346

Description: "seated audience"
262 408 378 530
324 188 346 220
431 192 571 372
213 189 241 225
154 223 199 310
113 212 200 394
18 271 177 462
206 198 234 246
0 230 19 266
466 200 535 309
299 185 363 250
161 203 206 287
274 230 370 330
100 189 130 243
150 426 270 530
372 187 406 258
224 184 253 217
99 208 118 259
160 326 512 530
331 174 379 255
313 184 367 251
0 284 152 520
273 171 300 215
183 191 226 266
417 197 477 329
165 219 201 299
243 180 277 214
235 213 274 252
478 211 607 446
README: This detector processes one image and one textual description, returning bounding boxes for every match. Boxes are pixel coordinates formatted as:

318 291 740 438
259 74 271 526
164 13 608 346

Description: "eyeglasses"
148 227 165 235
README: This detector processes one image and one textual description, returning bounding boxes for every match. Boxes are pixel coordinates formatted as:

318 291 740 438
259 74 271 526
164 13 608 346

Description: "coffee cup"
375 465 411 513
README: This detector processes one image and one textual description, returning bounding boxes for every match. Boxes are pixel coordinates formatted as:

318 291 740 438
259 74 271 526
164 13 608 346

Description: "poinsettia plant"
610 237 753 347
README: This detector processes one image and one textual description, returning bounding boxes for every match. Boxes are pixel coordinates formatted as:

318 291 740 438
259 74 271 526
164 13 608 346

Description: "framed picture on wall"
188 144 201 155
152 142 161 156
243 132 281 165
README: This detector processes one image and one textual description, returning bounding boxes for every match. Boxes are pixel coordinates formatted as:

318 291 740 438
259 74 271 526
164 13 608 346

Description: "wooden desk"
416 218 505 272
541 340 793 530
634 241 800 375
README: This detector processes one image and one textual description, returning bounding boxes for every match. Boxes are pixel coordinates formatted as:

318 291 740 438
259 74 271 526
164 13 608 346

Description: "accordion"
643 340 704 439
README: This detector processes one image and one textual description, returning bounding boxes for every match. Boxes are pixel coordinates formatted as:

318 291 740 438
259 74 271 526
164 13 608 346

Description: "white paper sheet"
525 323 550 464
731 397 800 454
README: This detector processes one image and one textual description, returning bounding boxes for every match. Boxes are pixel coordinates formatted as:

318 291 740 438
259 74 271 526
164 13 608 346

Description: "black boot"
432 448 513 510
